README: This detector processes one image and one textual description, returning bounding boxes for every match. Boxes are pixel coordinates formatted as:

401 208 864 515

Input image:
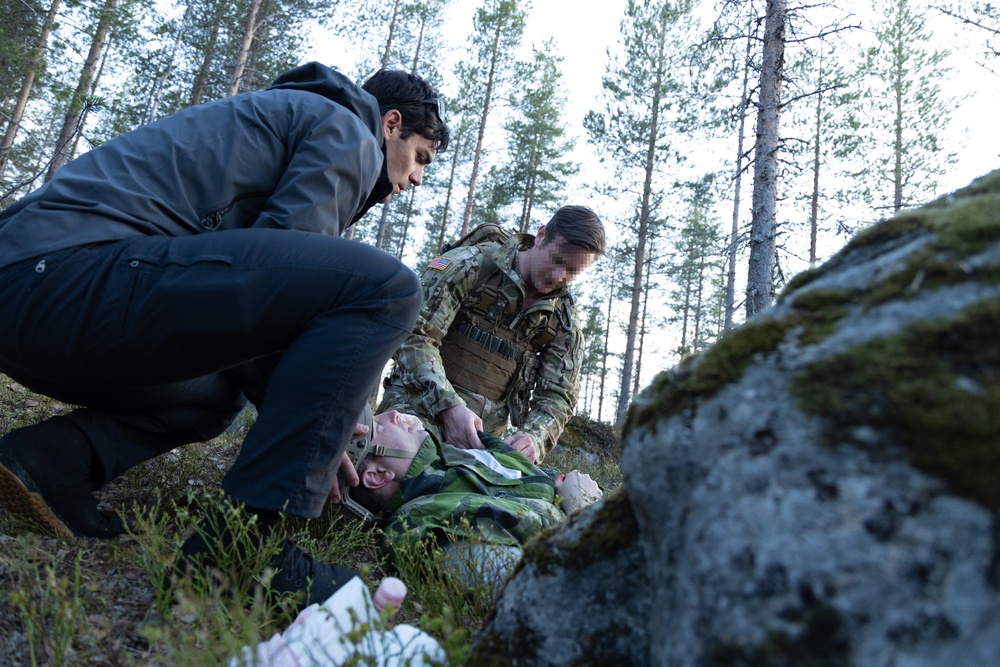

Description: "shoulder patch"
427 256 452 271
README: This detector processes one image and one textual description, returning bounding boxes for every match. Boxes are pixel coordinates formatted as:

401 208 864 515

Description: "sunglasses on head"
419 97 445 122
388 97 446 122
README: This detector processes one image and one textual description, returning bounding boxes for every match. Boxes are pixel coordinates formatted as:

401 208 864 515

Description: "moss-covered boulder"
468 170 1000 666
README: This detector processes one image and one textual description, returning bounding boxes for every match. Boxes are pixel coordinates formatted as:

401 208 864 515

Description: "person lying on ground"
333 407 603 585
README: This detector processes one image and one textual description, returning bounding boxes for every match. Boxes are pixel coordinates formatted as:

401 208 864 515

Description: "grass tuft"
0 376 623 664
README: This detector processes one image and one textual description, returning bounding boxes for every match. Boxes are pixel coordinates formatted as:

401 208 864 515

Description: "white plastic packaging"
230 577 446 667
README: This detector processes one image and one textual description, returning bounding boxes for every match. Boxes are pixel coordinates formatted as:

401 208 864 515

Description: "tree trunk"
227 0 263 97
519 142 539 232
69 32 112 159
45 0 117 181
375 201 391 248
189 1 226 106
381 0 401 68
614 12 668 429
745 0 786 318
809 47 823 267
409 5 427 73
147 3 192 122
724 20 753 330
436 130 464 252
632 250 653 398
892 25 904 213
693 252 705 352
679 262 691 352
461 14 504 236
0 0 62 177
598 279 614 424
396 188 417 259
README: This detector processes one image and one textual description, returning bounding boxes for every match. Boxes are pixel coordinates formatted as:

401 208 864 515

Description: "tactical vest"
439 240 573 426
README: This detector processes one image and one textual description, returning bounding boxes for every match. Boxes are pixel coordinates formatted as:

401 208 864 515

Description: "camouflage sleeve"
519 301 583 458
389 246 488 419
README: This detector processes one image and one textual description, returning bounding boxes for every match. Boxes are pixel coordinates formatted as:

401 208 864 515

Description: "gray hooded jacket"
0 62 392 269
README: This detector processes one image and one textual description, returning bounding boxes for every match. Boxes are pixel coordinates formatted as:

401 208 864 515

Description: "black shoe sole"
0 454 76 539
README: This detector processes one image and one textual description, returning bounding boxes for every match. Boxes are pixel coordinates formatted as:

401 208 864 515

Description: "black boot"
0 418 125 538
174 500 358 609
263 539 359 605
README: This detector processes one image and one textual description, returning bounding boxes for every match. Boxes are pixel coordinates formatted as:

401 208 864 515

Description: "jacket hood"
269 62 393 223
268 62 384 142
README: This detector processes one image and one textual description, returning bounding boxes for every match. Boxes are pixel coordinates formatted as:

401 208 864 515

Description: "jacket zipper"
199 190 274 230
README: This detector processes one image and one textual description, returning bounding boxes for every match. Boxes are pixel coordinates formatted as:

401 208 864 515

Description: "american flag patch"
427 256 452 271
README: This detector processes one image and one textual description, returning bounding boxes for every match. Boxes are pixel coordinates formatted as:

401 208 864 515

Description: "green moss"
928 197 1000 256
626 318 794 435
842 168 1000 260
841 211 927 257
522 488 638 576
787 290 854 345
920 169 1000 210
557 415 622 460
780 267 825 299
792 170 1000 311
794 299 1000 511
465 624 542 667
628 293 859 437
469 491 645 665
786 288 856 313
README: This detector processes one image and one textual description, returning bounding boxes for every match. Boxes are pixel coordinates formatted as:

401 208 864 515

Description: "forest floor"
0 376 621 666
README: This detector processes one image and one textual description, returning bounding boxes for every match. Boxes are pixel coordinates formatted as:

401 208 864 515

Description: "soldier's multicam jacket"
381 432 565 552
379 234 582 459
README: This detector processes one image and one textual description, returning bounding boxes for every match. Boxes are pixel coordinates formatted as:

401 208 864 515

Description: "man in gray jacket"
0 62 449 607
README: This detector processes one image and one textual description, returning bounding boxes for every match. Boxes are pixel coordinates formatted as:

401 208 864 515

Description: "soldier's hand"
505 432 538 462
439 404 484 449
555 471 602 514
329 452 359 503
329 422 366 503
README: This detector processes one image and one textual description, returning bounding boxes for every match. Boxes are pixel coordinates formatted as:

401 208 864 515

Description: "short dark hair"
543 205 606 255
362 69 450 152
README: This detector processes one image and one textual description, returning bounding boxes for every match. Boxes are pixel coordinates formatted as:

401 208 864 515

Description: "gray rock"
469 171 1000 666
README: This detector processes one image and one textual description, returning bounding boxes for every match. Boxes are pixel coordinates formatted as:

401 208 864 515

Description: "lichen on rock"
473 169 1000 666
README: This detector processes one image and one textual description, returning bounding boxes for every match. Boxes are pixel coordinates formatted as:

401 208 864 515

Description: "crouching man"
334 407 603 585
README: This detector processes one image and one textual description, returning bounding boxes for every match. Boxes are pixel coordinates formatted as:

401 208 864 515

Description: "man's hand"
328 422 366 503
554 471 603 514
505 432 538 462
439 404 484 449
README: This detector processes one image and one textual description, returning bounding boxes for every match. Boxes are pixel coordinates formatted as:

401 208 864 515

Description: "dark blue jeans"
0 228 421 517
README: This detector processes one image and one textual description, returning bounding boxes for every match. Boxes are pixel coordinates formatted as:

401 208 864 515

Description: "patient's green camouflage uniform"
379 234 582 459
380 432 565 552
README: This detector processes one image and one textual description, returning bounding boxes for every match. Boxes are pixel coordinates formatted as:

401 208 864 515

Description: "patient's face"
372 410 427 453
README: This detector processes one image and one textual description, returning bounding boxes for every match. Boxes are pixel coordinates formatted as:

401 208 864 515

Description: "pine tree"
45 0 119 180
459 0 526 234
481 40 578 231
585 0 696 428
187 0 229 106
369 0 452 253
577 300 605 418
0 0 61 178
745 0 786 317
841 0 957 218
418 75 477 263
722 16 757 331
783 38 856 267
668 175 724 357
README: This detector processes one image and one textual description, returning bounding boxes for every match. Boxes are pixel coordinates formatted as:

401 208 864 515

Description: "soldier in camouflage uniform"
378 206 605 462
340 409 602 582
